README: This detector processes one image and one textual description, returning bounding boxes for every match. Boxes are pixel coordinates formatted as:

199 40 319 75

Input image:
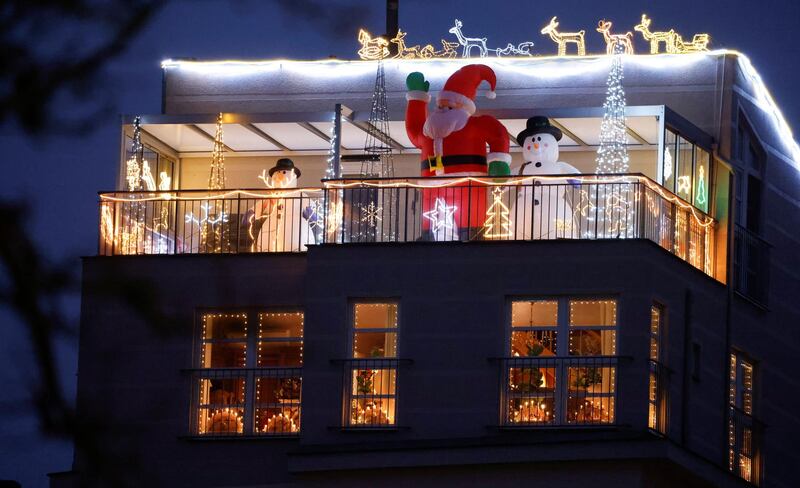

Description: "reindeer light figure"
541 17 586 56
391 29 436 59
357 29 389 60
674 32 710 53
597 20 634 55
449 19 488 58
634 14 676 54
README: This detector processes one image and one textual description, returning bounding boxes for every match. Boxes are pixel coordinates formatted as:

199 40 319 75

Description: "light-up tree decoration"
120 116 147 254
208 113 226 190
594 42 633 238
596 42 629 175
483 187 513 239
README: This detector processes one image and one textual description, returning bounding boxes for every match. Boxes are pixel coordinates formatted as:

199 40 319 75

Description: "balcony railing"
500 356 618 427
341 358 402 429
728 406 764 485
99 188 324 255
189 367 302 437
98 175 716 278
734 225 770 306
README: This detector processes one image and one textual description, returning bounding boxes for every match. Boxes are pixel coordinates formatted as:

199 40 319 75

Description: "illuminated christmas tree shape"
423 198 457 232
595 42 629 174
208 113 226 190
483 187 513 239
695 166 707 205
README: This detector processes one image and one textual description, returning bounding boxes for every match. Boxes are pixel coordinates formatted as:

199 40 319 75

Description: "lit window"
648 304 668 434
193 310 303 436
504 298 617 427
728 351 760 484
345 303 398 427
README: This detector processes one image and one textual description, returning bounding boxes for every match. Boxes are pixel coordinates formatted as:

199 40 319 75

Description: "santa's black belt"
420 154 487 171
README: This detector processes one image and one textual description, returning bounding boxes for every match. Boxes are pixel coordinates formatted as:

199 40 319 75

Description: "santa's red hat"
437 64 497 115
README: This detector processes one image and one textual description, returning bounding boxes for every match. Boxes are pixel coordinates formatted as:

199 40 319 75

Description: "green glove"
406 72 430 92
488 161 511 177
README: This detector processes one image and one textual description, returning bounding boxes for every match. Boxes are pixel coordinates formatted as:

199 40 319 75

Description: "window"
663 129 677 193
124 135 176 191
729 352 761 484
192 310 303 436
648 304 668 434
504 298 618 426
344 302 399 427
676 136 694 202
661 128 712 214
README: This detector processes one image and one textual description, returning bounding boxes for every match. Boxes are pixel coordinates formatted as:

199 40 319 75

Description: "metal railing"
189 367 302 437
500 356 618 426
341 358 401 428
97 175 717 279
99 188 324 255
648 359 670 435
324 175 716 277
728 406 764 485
734 225 770 306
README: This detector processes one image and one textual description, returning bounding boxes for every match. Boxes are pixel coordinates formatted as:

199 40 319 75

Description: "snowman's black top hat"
268 158 301 177
516 116 563 144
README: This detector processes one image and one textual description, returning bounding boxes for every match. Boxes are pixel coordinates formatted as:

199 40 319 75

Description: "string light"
357 29 390 60
448 19 535 58
597 20 634 55
422 197 457 235
674 33 710 54
541 17 586 57
635 14 676 55
208 113 226 190
695 166 707 205
482 187 513 238
359 201 383 228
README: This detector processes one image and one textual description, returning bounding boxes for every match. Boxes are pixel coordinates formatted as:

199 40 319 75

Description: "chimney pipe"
386 0 399 57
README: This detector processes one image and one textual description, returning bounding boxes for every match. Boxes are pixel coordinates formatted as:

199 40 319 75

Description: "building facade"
54 52 799 487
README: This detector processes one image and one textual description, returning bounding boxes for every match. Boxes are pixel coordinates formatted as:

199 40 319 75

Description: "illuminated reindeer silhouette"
391 29 435 59
449 19 488 58
540 17 585 56
597 20 634 55
357 29 389 60
634 14 676 54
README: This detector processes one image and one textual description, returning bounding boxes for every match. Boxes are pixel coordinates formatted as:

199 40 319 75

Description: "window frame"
647 303 668 435
344 300 401 429
504 296 619 427
191 308 304 438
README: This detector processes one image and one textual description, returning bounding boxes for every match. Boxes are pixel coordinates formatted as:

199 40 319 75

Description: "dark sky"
1 1 798 485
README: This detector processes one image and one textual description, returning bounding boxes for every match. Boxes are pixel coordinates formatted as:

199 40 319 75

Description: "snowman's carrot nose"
533 143 540 149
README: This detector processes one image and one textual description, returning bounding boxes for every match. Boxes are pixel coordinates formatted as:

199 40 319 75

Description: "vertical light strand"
208 113 226 190
595 42 629 174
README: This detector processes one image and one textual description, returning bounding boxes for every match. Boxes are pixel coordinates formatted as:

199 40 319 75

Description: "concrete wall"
72 240 746 486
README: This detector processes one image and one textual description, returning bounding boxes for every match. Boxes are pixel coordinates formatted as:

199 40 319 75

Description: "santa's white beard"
424 107 470 156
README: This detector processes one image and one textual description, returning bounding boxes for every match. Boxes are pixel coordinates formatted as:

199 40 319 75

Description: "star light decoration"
423 198 457 234
359 201 383 228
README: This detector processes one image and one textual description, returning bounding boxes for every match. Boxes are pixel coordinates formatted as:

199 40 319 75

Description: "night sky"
1 1 798 485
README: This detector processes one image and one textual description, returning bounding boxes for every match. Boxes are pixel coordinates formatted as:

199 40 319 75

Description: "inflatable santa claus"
405 64 510 241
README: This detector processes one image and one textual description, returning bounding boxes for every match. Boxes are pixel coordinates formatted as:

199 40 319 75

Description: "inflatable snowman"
513 117 580 240
256 158 313 251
